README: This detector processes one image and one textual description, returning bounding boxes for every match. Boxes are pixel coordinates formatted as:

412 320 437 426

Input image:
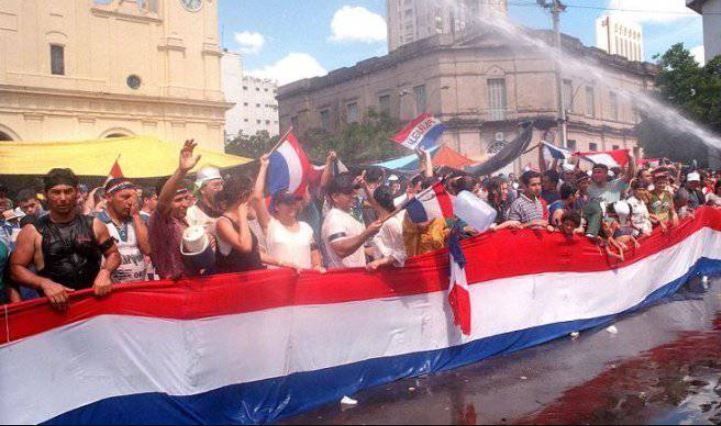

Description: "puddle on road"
521 314 721 425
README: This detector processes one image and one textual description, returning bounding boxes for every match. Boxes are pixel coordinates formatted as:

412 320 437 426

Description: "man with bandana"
97 178 152 283
148 140 200 280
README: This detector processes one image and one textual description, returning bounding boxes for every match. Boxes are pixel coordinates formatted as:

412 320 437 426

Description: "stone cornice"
0 85 233 110
278 27 659 101
90 7 162 24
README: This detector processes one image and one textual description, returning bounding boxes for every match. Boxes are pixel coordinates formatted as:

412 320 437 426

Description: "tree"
638 44 721 167
302 109 406 164
225 131 279 159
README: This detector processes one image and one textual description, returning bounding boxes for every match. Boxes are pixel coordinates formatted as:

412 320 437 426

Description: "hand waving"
179 139 201 173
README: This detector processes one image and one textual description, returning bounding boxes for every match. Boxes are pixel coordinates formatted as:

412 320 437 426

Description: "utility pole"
537 0 568 149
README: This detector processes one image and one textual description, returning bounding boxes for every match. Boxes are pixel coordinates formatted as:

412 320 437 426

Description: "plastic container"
453 191 497 233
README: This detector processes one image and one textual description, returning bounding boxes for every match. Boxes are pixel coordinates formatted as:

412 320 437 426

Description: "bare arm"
10 226 75 310
93 218 120 297
252 154 272 232
320 151 337 191
420 148 434 178
329 221 382 259
130 197 151 256
158 140 201 217
216 212 253 255
623 153 637 183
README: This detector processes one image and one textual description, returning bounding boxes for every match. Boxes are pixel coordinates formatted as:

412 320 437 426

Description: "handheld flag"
392 113 446 151
577 149 631 169
448 224 471 336
267 132 312 197
405 182 454 223
542 142 571 161
104 156 124 185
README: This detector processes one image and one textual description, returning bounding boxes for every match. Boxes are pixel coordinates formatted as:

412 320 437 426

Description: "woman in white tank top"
253 155 325 272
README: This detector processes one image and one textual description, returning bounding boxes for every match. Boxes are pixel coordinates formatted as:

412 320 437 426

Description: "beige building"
688 0 721 62
0 0 230 151
222 51 280 140
387 0 508 52
596 15 644 62
278 29 657 173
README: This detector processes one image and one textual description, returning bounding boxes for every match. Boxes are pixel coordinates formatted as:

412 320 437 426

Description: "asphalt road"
280 277 721 425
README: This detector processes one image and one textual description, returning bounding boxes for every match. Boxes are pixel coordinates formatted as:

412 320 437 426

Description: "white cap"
388 175 400 182
180 226 210 256
687 172 701 183
195 167 222 188
613 201 631 217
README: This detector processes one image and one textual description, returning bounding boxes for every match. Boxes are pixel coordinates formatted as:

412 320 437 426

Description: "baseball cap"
687 172 701 183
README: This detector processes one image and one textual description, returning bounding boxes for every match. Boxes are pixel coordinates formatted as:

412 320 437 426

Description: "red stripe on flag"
392 113 432 143
448 284 471 336
433 183 455 219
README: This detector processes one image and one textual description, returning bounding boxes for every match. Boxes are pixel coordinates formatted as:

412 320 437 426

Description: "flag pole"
268 126 294 156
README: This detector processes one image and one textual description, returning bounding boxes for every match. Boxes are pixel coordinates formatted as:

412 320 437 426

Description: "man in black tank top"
10 169 121 311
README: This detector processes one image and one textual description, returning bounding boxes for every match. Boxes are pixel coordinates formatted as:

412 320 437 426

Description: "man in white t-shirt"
186 167 224 231
322 173 382 269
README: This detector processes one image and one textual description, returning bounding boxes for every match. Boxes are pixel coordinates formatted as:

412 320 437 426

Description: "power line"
507 1 721 15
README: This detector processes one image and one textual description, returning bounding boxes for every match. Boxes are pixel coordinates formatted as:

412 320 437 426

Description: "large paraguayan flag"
448 225 472 336
267 132 312 197
392 113 446 150
405 182 455 224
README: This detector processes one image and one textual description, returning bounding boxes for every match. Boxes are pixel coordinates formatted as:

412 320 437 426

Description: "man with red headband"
97 178 152 283
148 140 200 280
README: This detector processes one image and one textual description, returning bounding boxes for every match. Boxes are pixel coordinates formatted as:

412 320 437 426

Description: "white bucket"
453 191 497 233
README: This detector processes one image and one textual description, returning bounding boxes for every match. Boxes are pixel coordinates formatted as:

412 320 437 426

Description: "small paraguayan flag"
448 224 471 336
542 142 572 161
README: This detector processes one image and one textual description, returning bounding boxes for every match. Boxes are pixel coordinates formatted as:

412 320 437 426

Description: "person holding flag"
252 153 325 272
321 173 383 270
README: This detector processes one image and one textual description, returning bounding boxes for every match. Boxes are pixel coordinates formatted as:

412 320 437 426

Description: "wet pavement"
280 278 721 425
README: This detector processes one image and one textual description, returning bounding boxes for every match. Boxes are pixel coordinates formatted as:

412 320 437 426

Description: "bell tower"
160 0 223 101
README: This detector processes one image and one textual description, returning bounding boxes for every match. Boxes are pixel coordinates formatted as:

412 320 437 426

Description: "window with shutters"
413 85 426 115
586 86 595 117
379 95 391 116
487 78 507 121
51 45 65 76
609 91 619 121
320 110 330 130
347 102 359 123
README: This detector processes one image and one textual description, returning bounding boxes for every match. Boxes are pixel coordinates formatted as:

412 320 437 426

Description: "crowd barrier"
2 208 721 424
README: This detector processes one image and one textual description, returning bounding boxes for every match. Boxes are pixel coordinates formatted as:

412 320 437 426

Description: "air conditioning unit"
495 132 505 142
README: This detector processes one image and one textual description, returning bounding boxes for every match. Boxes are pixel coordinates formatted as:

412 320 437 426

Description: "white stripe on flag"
277 142 304 193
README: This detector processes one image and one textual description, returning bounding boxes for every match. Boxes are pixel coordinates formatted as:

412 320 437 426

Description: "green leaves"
638 45 721 167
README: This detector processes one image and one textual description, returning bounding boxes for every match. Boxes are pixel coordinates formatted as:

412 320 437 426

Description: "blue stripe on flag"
449 225 467 269
267 151 291 195
419 124 446 150
406 198 429 223
543 143 569 161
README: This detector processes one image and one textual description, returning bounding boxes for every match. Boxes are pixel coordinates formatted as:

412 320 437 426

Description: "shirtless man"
10 168 121 310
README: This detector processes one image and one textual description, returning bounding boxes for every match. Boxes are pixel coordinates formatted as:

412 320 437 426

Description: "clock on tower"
180 0 202 12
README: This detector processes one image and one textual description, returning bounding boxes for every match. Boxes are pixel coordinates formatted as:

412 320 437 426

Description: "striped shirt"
509 193 546 224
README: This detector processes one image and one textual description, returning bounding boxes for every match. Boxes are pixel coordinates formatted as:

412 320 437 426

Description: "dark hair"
155 177 192 198
410 175 425 189
520 170 542 186
485 177 504 206
365 167 385 185
631 179 647 191
561 211 582 228
327 172 356 196
373 186 396 213
16 189 38 204
142 187 157 203
218 176 254 207
93 188 106 204
421 176 437 190
452 176 478 194
43 168 79 191
560 183 577 200
543 170 560 185
0 184 8 196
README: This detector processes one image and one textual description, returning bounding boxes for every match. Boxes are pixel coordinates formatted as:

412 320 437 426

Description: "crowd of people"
1 139 720 310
